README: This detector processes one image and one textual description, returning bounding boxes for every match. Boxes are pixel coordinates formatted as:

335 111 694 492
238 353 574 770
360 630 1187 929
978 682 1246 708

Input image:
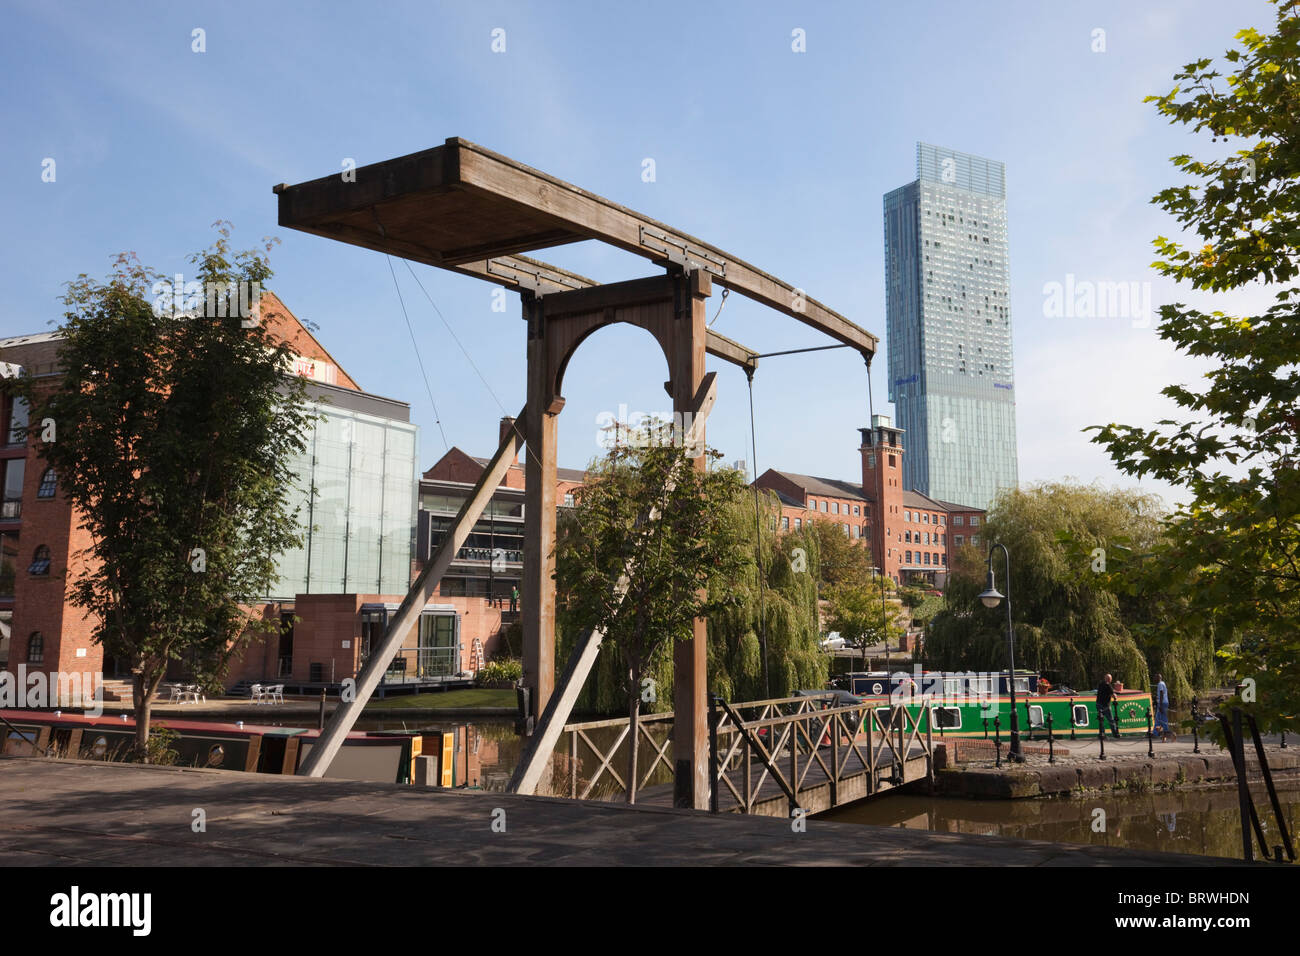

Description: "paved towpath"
0 756 1243 866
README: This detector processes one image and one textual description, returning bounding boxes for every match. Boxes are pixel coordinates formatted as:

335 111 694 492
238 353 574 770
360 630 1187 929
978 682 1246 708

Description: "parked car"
820 633 846 651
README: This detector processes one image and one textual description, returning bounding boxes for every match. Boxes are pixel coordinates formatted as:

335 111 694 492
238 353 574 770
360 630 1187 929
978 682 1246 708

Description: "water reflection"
820 782 1300 862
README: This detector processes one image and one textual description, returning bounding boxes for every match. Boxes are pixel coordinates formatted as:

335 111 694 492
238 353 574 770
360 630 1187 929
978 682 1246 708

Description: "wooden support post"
298 407 527 777
522 293 559 727
671 268 711 810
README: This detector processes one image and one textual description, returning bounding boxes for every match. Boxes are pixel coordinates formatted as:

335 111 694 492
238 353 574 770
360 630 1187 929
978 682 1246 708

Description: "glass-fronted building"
267 381 418 600
883 142 1019 510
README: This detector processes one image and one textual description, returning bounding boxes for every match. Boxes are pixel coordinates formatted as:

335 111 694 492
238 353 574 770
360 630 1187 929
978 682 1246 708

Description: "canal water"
819 781 1300 863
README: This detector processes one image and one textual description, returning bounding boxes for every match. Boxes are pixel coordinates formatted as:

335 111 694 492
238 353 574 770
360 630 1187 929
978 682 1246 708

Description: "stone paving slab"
0 756 1244 866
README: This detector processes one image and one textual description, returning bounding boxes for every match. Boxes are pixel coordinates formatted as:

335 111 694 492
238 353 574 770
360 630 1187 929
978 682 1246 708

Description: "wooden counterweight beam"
274 137 875 358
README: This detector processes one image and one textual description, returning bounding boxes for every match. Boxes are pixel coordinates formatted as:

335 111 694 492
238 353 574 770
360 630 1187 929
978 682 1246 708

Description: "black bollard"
1112 700 1121 740
983 717 989 740
1070 697 1076 740
1282 730 1288 750
1147 707 1155 757
318 688 326 730
1192 697 1201 754
1047 712 1055 764
1099 716 1106 760
995 716 1002 768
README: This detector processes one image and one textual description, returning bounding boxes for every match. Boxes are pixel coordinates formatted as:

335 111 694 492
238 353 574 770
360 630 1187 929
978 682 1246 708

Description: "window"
851 525 859 539
563 493 575 507
1 459 22 519
7 397 28 445
955 535 964 545
888 454 896 467
904 511 911 523
932 706 961 730
808 498 816 511
1028 705 1045 729
28 545 50 575
1073 704 1090 727
781 516 789 530
972 535 980 546
939 515 946 525
27 631 44 664
853 505 860 515
924 552 930 564
905 550 912 563
970 516 980 527
820 500 828 513
794 518 801 530
831 502 839 515
36 468 56 498
923 513 930 524
924 532 930 545
954 515 964 526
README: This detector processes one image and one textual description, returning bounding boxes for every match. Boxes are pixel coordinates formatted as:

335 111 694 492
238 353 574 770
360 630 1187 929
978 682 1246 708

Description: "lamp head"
978 567 1004 609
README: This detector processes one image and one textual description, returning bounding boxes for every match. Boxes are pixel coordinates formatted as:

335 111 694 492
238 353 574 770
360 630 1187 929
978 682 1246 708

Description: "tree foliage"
554 440 750 801
924 483 1211 697
16 225 312 757
1089 1 1300 733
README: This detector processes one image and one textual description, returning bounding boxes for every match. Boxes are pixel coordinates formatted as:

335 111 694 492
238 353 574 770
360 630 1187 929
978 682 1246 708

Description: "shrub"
475 658 522 686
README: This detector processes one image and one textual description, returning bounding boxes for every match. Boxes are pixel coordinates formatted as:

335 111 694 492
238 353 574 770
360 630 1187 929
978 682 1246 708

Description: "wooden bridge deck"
635 736 933 816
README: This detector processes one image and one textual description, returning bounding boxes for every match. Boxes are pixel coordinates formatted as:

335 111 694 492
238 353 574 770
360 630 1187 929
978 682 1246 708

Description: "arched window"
28 545 51 575
27 632 44 664
37 468 57 498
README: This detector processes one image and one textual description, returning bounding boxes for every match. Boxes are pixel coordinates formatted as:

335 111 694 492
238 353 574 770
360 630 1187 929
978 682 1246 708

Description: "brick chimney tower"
499 415 521 465
860 414 905 583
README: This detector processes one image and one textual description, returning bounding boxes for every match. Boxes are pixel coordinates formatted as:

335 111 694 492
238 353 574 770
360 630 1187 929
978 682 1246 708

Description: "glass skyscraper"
883 142 1018 510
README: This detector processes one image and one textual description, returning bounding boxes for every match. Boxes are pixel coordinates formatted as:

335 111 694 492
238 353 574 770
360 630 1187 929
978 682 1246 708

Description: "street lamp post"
977 542 1022 762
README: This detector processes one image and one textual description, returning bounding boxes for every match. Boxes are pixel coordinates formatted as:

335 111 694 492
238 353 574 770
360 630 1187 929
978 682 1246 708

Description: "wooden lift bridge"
278 138 878 809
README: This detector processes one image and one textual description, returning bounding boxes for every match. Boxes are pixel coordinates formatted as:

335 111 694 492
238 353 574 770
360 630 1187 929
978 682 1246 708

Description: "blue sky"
0 0 1277 507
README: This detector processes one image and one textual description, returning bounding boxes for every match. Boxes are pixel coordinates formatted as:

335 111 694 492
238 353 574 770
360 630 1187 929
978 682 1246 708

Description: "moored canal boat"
0 709 428 784
826 670 1155 739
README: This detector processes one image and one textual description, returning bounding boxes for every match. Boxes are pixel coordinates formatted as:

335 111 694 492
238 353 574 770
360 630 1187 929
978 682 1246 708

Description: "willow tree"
554 441 749 803
925 482 1157 692
18 226 312 758
1089 0 1300 734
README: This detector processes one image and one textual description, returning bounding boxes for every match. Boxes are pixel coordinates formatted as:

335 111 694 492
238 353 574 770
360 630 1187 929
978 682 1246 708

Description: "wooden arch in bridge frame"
275 138 877 809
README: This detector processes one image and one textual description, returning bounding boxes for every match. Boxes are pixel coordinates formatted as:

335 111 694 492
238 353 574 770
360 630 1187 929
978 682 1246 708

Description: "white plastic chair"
267 684 284 705
165 684 184 704
184 684 205 704
249 683 264 704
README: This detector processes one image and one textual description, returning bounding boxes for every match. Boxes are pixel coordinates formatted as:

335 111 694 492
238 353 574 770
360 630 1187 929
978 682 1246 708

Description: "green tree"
17 226 312 758
1089 1 1300 733
824 578 903 669
806 517 871 588
925 483 1160 692
554 440 749 803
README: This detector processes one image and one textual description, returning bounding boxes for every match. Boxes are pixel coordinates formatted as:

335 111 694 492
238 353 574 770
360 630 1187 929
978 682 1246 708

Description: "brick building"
415 417 586 663
0 293 423 695
754 414 985 587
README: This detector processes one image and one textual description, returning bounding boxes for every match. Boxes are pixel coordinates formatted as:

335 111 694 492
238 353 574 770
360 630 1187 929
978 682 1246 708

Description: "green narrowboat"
833 670 1155 739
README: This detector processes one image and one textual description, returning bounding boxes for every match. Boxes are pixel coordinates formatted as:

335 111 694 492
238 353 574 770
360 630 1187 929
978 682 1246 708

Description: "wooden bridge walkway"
559 694 935 817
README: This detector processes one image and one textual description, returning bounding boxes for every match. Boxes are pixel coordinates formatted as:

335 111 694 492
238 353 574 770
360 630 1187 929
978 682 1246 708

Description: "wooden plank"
245 734 262 773
297 407 528 777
